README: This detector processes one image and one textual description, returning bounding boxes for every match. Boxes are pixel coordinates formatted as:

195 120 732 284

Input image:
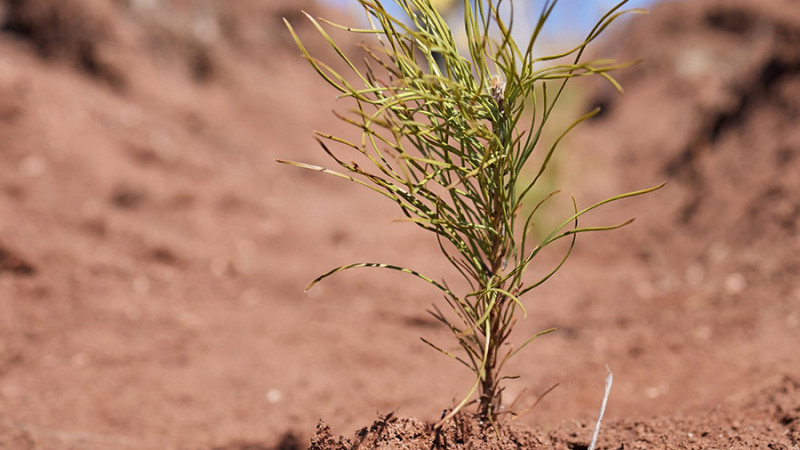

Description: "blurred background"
0 0 798 449
321 0 667 34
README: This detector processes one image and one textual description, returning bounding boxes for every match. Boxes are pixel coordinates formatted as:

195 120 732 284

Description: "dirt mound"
0 0 364 448
309 376 800 449
584 0 800 285
0 0 799 448
310 413 542 450
564 1 800 399
548 375 800 449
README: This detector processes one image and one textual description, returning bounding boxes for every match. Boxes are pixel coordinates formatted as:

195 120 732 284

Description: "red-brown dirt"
0 0 798 449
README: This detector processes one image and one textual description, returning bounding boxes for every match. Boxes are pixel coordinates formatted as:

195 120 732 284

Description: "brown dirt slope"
0 0 798 449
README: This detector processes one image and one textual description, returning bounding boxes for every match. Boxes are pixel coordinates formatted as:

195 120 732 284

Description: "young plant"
280 0 662 425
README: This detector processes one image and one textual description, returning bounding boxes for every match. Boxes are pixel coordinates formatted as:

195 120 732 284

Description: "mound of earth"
310 376 799 449
0 0 798 448
585 0 800 281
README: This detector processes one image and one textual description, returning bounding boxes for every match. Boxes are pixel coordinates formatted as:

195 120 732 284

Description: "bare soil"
0 0 798 449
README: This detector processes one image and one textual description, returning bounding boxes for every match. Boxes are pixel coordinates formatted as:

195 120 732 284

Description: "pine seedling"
280 0 662 425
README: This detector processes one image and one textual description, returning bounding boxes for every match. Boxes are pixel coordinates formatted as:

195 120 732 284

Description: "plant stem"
478 105 511 421
478 293 505 420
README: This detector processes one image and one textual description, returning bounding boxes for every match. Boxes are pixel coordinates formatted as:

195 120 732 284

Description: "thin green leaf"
305 261 456 299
